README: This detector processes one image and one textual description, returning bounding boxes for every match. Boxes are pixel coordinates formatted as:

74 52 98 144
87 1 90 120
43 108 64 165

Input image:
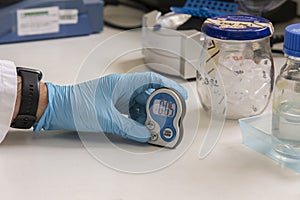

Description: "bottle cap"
283 23 300 57
201 15 274 40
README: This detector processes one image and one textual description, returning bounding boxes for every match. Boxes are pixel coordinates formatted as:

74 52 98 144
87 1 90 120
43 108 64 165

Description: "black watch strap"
11 67 43 129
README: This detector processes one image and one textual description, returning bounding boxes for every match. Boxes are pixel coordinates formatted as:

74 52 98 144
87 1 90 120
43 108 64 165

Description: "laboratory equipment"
197 15 274 119
240 115 300 173
145 88 186 148
103 0 187 30
170 0 238 18
237 0 287 16
0 0 104 44
142 10 200 80
272 23 300 159
237 0 297 23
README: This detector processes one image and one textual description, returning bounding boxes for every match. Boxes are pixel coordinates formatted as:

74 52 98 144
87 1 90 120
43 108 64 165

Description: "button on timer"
146 121 155 130
163 128 173 139
150 133 158 141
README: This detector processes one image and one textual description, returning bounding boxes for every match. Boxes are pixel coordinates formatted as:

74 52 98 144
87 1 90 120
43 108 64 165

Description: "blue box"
0 0 104 44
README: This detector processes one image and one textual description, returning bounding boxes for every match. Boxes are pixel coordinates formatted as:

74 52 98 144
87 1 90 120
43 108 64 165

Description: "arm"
12 76 48 124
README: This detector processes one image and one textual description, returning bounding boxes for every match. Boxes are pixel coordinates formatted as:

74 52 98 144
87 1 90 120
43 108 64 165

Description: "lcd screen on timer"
152 99 176 117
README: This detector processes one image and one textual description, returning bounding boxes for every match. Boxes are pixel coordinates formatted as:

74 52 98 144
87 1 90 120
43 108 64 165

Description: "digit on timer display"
152 99 176 117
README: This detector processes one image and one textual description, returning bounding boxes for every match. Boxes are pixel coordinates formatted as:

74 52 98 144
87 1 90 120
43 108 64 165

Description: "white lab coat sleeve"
0 60 17 143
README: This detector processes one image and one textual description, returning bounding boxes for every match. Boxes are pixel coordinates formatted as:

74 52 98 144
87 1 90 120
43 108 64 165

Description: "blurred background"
102 0 300 29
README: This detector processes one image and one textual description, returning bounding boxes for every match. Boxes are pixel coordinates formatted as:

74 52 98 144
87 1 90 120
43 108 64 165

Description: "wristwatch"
11 67 43 129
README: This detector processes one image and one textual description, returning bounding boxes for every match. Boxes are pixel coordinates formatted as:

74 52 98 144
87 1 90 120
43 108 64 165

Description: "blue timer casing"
145 88 186 148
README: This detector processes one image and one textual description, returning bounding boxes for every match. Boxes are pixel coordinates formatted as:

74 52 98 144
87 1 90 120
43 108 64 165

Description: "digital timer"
145 88 186 148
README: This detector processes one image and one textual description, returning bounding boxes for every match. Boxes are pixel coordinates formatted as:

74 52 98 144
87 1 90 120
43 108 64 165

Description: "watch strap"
11 68 41 129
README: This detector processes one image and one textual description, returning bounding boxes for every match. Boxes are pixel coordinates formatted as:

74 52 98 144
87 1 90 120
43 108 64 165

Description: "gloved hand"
34 72 188 143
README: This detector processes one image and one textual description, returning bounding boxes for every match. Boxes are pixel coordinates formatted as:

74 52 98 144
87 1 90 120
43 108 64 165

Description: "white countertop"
0 26 299 200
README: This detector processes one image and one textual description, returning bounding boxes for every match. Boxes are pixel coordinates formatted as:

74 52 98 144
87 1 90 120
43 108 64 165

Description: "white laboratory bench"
0 26 300 200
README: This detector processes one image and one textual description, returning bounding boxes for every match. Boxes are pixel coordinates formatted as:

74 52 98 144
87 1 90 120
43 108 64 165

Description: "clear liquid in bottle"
272 101 300 159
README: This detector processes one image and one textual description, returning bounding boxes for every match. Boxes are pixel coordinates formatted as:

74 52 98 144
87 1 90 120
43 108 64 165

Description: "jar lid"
283 23 300 57
201 15 274 40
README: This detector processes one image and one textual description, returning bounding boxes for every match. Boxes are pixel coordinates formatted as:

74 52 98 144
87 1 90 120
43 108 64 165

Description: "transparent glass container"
272 56 300 159
197 15 274 119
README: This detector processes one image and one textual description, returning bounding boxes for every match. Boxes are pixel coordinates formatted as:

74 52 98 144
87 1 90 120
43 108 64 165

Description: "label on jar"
206 18 274 34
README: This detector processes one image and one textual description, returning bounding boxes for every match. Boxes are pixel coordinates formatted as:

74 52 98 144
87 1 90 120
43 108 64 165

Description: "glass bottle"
197 15 274 119
272 23 300 159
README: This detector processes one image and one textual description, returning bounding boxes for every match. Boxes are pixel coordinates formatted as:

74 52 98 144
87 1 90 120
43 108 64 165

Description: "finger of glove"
129 102 147 124
113 72 188 117
111 109 150 143
128 91 148 124
132 72 188 100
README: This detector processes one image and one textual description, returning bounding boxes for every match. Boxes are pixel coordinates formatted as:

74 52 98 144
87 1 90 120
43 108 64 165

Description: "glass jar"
272 23 300 159
197 15 274 119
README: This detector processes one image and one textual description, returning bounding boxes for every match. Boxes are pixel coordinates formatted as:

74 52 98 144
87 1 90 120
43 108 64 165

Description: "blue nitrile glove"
34 72 188 143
